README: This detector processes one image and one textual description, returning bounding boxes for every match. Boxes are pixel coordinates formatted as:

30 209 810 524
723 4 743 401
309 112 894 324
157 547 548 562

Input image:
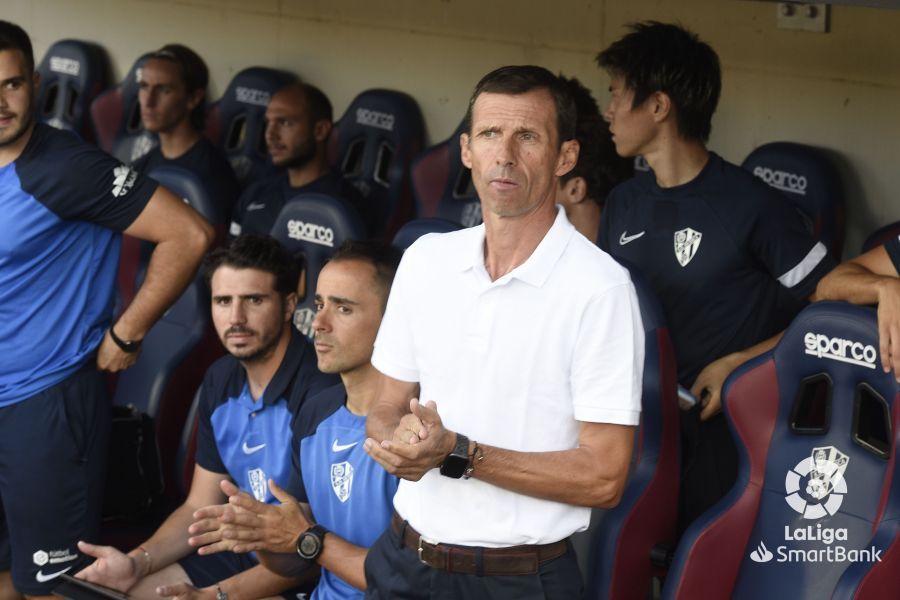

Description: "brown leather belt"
391 512 568 576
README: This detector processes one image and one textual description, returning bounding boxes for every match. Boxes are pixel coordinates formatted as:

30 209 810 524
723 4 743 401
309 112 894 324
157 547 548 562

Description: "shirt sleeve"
284 423 307 502
884 239 900 275
571 281 644 426
194 378 228 475
743 188 837 301
371 246 421 382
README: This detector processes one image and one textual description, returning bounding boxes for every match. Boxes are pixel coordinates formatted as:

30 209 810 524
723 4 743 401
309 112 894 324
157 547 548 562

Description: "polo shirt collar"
458 205 574 288
258 327 312 405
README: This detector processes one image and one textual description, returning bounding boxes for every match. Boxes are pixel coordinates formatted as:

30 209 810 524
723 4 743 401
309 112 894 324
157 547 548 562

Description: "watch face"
299 533 320 558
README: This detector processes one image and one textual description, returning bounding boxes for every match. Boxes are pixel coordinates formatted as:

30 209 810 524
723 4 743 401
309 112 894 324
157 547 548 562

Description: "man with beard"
229 83 372 237
0 20 213 600
76 235 337 600
131 44 239 221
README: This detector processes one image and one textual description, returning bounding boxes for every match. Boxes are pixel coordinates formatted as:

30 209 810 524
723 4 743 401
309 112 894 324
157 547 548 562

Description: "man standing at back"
132 44 239 221
362 65 644 598
0 20 213 599
596 22 836 527
230 83 373 237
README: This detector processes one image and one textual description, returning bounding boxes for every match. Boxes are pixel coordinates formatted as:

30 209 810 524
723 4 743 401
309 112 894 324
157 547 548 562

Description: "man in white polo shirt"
362 65 645 599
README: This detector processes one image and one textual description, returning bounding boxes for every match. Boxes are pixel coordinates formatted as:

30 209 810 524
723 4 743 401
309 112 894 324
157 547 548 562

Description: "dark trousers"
364 522 583 599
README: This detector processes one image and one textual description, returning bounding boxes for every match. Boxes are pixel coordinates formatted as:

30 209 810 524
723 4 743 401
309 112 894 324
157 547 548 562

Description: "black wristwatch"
109 324 142 353
439 432 470 479
295 524 328 561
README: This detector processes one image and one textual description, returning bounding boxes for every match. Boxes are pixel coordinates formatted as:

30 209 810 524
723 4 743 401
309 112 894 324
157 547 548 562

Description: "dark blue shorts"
179 552 316 599
0 365 110 595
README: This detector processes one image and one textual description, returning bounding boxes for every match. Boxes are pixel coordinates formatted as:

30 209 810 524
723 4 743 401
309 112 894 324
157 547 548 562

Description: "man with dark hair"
359 65 644 598
596 22 836 527
230 82 372 237
0 20 213 599
132 43 239 220
76 235 336 599
189 240 403 600
555 75 633 242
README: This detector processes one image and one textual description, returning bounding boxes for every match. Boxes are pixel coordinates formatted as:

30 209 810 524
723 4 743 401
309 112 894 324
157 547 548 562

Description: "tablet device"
53 573 128 600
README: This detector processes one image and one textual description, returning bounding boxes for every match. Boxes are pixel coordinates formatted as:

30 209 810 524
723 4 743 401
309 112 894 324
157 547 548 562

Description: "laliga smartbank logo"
748 446 882 564
804 332 877 369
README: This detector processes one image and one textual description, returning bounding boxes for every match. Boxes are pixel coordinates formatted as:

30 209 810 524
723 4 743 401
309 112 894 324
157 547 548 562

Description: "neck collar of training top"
456 204 575 288
251 326 313 405
650 151 720 196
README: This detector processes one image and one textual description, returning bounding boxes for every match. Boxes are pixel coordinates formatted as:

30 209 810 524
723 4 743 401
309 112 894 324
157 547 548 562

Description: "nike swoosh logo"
246 202 266 211
619 230 645 245
35 567 71 583
332 440 358 452
242 442 266 455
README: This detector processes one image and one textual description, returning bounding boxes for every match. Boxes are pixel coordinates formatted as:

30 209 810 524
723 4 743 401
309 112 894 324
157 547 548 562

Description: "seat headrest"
391 218 463 250
411 119 479 224
37 39 111 141
205 67 297 183
147 165 224 225
90 53 154 156
742 142 845 257
270 193 366 256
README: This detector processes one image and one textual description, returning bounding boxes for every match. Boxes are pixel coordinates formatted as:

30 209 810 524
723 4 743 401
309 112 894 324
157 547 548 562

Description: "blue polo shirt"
195 329 338 500
600 152 836 386
0 123 157 406
291 383 398 600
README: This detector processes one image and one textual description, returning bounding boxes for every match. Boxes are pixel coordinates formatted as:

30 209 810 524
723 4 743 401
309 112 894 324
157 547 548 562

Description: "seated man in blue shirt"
230 83 373 237
189 240 402 599
132 44 239 221
76 235 337 599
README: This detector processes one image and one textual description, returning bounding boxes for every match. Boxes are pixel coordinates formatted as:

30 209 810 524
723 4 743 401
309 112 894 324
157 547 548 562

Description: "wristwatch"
215 584 227 600
295 524 328 561
439 432 470 479
109 324 142 353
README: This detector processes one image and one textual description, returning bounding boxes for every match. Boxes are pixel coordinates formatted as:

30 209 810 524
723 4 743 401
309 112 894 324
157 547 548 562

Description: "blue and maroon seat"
329 89 425 238
391 217 463 250
409 120 480 227
742 142 846 259
90 53 157 164
583 265 680 600
204 66 297 186
36 39 111 143
663 302 898 599
269 193 366 337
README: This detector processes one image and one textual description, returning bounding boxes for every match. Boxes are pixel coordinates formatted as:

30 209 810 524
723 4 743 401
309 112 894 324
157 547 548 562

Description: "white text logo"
235 86 270 107
803 332 877 369
753 166 808 195
785 446 849 519
355 108 395 131
287 220 334 247
112 165 138 197
49 57 80 76
749 541 774 563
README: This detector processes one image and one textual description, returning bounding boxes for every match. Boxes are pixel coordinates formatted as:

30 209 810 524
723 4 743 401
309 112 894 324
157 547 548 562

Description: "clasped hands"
363 398 455 481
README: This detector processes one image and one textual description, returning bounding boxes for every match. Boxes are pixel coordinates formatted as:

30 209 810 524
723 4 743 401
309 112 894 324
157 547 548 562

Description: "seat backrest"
391 217 463 250
410 120 481 226
584 263 680 600
742 142 846 258
36 39 111 143
664 302 898 600
329 89 425 237
860 221 900 254
204 67 297 185
269 193 366 336
113 166 224 501
90 53 158 163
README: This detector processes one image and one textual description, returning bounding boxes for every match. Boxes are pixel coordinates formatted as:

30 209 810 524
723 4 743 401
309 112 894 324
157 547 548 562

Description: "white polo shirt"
372 206 644 546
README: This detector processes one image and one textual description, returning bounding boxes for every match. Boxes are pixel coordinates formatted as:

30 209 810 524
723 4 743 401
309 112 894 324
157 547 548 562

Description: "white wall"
8 0 900 254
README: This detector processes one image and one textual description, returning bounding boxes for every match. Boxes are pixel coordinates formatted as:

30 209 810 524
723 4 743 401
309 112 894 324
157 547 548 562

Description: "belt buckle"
417 535 436 565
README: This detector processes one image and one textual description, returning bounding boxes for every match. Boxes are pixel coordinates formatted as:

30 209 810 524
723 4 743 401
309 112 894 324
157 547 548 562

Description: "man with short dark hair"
0 20 213 599
132 44 239 220
596 22 836 527
555 75 633 242
361 65 644 598
230 83 372 237
76 235 336 600
188 240 403 600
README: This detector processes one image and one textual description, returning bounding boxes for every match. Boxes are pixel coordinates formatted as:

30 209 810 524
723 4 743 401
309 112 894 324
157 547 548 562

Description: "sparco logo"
753 166 807 195
287 220 334 247
355 108 395 131
235 86 270 107
49 57 80 76
804 332 876 369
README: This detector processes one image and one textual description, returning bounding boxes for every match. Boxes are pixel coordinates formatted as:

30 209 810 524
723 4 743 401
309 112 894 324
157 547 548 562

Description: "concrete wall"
7 0 900 254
